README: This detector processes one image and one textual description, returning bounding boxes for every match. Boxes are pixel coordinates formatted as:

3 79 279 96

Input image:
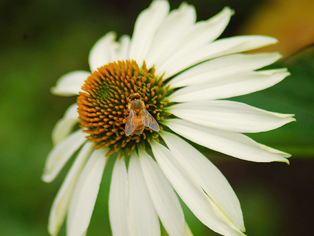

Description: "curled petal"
42 130 86 182
89 32 116 72
52 103 79 146
48 142 93 236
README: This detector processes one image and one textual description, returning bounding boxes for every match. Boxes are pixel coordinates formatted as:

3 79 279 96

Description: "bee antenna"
135 87 145 98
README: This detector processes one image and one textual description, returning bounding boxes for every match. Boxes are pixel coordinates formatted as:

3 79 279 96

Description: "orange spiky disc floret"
77 60 169 156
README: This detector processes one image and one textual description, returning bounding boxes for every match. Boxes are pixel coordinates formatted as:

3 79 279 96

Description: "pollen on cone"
77 60 168 156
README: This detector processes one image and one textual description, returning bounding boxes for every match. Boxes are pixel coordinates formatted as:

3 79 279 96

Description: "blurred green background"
1 0 313 235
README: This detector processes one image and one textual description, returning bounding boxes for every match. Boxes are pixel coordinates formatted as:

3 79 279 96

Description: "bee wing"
142 108 160 132
125 108 137 136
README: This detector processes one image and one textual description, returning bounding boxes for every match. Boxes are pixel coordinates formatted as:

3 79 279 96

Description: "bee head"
129 93 141 101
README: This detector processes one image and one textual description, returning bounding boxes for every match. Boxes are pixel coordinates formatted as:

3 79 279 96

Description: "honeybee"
125 93 160 136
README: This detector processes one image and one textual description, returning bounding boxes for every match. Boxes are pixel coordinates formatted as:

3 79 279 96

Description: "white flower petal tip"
42 130 86 183
144 1 197 69
159 131 245 232
212 6 234 21
51 71 90 96
150 140 245 236
258 144 291 164
233 35 278 49
155 5 234 79
162 119 290 163
89 32 117 72
128 0 170 67
207 196 247 236
52 103 79 146
167 100 295 133
184 222 194 236
67 148 108 236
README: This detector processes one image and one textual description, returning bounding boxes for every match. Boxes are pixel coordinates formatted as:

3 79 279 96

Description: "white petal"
109 157 130 236
42 130 86 182
209 35 278 56
155 7 233 78
52 104 79 146
170 52 282 88
160 131 245 232
128 0 169 67
51 71 90 96
48 142 93 236
67 148 108 236
145 2 196 69
128 153 160 236
151 141 244 236
168 100 295 133
110 35 131 62
257 143 291 157
169 69 290 102
89 32 116 72
163 119 289 163
158 35 277 79
139 150 186 236
184 222 194 236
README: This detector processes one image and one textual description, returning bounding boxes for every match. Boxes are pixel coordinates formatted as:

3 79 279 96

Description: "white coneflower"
42 1 295 236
